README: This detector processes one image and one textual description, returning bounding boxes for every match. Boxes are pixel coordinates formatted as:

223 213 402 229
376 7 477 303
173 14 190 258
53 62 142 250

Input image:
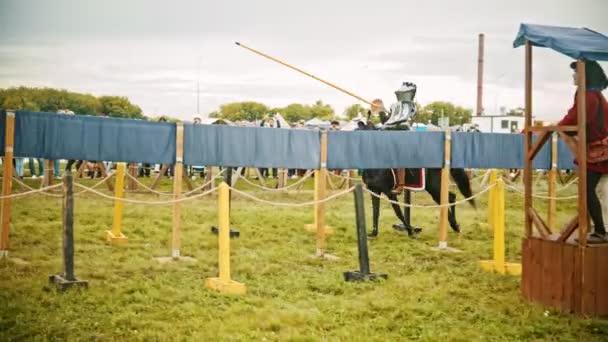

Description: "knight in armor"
369 82 419 193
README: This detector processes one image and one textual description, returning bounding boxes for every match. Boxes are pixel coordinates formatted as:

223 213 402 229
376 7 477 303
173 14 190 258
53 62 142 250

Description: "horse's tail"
450 168 476 208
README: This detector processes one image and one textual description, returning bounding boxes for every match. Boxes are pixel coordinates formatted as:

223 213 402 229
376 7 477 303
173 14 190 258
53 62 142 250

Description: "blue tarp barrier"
13 111 176 164
451 132 552 169
184 124 320 168
513 23 608 61
557 138 577 170
0 110 584 170
327 130 445 169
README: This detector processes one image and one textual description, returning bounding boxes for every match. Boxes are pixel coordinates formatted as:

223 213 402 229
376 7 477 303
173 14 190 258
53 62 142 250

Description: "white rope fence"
11 172 116 198
363 182 496 209
504 182 578 200
124 168 226 196
228 184 356 207
0 183 63 199
73 182 218 205
234 170 313 192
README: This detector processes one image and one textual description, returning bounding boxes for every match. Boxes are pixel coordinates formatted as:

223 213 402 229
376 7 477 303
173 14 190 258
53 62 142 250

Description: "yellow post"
105 162 128 245
0 110 15 257
493 178 506 274
436 130 451 250
548 133 558 231
480 178 521 275
205 182 246 294
487 169 497 231
172 124 184 259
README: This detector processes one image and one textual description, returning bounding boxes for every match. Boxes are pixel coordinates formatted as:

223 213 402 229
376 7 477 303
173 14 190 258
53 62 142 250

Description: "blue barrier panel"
327 130 445 169
183 124 321 168
451 132 552 169
13 111 176 164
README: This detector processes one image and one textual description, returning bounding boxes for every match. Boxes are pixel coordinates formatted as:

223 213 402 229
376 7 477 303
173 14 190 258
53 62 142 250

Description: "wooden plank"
528 125 578 133
558 215 579 242
527 131 551 161
573 247 583 313
171 125 184 258
581 247 597 315
562 244 575 313
0 110 15 252
521 238 531 300
438 130 451 247
531 239 543 305
528 207 550 238
549 241 563 309
596 246 608 315
541 240 553 306
523 42 533 238
576 60 588 246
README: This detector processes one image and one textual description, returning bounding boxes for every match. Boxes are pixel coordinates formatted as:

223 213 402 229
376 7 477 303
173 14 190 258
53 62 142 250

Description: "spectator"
558 60 608 243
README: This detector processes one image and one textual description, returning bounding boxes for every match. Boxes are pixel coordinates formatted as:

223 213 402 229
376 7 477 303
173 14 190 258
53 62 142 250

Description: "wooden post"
205 182 246 294
0 110 15 256
436 130 452 250
48 171 88 290
523 41 533 238
576 60 588 247
204 166 215 191
548 133 558 231
171 124 184 259
127 163 138 191
43 159 54 188
105 162 128 245
316 130 328 257
277 168 287 188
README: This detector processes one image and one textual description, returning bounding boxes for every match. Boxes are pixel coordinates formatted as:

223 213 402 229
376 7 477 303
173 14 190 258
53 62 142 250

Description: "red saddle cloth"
391 168 425 192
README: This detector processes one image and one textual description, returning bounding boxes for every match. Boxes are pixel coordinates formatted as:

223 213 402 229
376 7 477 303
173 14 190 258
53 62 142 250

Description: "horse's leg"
369 194 380 237
386 193 419 237
448 192 460 233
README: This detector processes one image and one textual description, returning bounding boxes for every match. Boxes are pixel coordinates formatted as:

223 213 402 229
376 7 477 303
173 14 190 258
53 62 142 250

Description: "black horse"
358 121 476 238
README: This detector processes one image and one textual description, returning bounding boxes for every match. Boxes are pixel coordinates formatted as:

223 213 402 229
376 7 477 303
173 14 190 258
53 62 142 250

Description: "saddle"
391 168 425 193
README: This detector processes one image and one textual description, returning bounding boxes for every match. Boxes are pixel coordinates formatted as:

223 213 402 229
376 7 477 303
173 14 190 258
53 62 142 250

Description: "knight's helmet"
386 82 417 126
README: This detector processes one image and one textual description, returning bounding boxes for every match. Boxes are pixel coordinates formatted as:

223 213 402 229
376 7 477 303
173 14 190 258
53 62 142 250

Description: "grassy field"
0 173 607 341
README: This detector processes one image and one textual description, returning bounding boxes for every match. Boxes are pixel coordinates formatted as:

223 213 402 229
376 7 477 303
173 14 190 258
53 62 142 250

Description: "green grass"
1 173 607 341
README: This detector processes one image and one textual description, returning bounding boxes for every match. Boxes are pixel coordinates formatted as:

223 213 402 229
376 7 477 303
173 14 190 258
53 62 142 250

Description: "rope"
123 168 226 196
12 177 62 198
234 170 313 192
503 183 578 200
73 182 217 205
11 172 115 198
228 184 356 207
363 183 495 209
0 183 63 199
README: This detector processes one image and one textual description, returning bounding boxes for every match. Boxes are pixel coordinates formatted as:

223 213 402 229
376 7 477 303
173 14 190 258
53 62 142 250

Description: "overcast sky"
0 0 606 121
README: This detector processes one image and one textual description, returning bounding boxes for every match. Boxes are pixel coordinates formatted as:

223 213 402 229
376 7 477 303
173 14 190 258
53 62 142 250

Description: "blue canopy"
513 23 608 61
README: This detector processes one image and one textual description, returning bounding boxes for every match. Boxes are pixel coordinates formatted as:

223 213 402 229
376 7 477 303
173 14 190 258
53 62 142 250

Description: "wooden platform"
522 237 608 316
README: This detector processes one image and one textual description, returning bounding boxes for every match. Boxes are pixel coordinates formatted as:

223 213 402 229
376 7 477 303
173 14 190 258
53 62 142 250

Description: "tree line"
0 87 144 119
1 86 504 126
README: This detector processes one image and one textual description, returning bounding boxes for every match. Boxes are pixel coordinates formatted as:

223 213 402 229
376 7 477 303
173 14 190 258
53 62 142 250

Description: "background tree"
99 96 144 119
415 101 473 125
210 101 269 121
0 87 142 118
343 103 366 120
